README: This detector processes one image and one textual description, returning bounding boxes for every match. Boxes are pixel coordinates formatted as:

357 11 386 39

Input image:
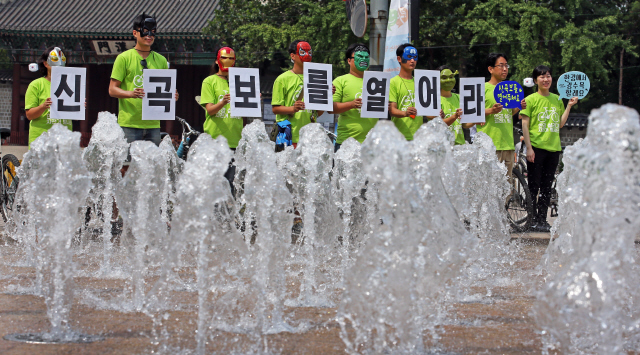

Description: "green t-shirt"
272 70 312 143
476 82 514 150
441 93 465 145
111 49 168 129
519 92 565 152
200 75 243 148
332 74 378 144
24 77 73 147
389 76 423 141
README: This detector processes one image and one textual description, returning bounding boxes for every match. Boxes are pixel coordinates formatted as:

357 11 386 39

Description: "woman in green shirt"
519 65 578 232
24 47 74 147
200 46 243 149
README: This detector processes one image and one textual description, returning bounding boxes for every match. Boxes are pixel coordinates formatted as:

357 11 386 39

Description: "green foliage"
416 0 640 111
204 0 366 75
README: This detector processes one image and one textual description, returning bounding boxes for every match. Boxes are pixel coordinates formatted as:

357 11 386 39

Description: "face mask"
216 47 236 72
297 42 312 62
440 69 458 91
139 17 157 37
47 47 66 67
401 46 418 63
353 50 370 71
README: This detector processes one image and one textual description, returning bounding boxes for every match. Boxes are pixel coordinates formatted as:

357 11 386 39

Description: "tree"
204 0 366 76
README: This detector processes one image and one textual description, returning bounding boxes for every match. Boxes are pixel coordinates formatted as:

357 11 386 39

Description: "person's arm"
559 97 578 128
109 78 142 99
442 108 462 126
272 102 304 115
205 94 230 117
25 98 51 120
332 99 362 115
520 114 535 163
485 103 502 115
462 122 476 129
390 102 417 118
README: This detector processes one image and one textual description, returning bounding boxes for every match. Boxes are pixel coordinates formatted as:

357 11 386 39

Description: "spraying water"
534 104 640 354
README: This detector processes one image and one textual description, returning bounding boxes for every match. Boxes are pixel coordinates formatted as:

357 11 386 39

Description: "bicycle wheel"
506 168 534 232
1 154 20 223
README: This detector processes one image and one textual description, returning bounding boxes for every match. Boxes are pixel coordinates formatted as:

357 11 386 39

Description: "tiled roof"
0 0 219 36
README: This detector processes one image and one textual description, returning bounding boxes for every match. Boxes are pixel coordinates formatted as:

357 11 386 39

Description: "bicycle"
0 128 21 224
506 128 534 232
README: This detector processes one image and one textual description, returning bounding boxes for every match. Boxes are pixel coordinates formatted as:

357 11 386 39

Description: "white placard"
459 78 485 124
50 67 86 120
142 69 176 120
361 71 391 119
229 67 262 117
303 62 333 111
414 69 441 117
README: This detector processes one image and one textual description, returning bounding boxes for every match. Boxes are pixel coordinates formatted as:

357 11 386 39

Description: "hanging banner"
361 71 391 119
459 78 485 124
414 69 440 117
229 67 262 117
303 62 333 111
50 67 86 120
142 69 176 120
382 0 409 75
557 71 590 99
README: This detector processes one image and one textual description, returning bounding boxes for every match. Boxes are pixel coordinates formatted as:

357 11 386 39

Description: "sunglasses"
140 59 147 69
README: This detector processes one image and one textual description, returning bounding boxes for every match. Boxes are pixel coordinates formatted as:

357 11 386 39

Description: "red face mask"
297 42 312 62
216 47 236 72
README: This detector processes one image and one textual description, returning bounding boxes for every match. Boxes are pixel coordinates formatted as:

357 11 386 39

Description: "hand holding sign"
557 71 590 99
494 81 524 109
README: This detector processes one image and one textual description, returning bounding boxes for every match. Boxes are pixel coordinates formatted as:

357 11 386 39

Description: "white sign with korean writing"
229 67 262 117
142 69 176 120
459 78 485 124
303 62 333 111
50 66 86 120
361 71 391 119
414 69 441 117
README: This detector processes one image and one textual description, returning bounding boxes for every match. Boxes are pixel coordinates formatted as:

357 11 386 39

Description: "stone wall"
0 83 11 129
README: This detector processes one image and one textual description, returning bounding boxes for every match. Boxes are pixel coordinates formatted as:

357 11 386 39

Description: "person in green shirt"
476 53 526 181
108 13 178 146
331 43 377 152
25 47 74 147
520 65 578 232
272 40 326 148
437 65 476 145
389 43 422 140
200 46 243 149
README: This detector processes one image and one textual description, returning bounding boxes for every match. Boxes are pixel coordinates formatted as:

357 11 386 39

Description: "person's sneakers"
534 220 552 233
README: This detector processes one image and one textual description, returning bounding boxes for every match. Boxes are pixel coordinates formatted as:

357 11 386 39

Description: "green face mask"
440 69 458 91
353 51 370 71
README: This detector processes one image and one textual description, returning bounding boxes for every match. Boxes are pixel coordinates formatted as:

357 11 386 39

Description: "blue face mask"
401 46 418 63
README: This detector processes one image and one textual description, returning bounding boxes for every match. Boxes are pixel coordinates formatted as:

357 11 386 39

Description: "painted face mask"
401 46 418 63
440 69 459 91
216 47 236 72
47 47 66 67
139 17 157 37
297 42 312 62
353 46 370 71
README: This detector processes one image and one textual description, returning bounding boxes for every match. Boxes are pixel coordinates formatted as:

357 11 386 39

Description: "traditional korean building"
0 0 221 145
